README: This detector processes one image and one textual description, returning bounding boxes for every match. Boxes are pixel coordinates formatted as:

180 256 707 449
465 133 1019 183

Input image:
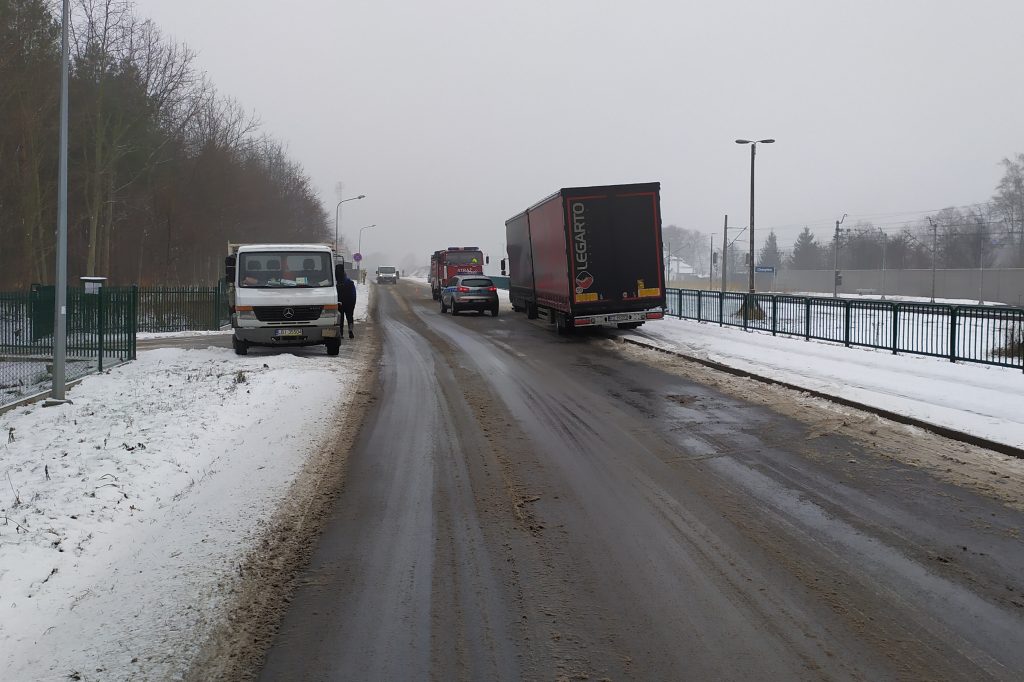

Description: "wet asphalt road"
258 282 1024 681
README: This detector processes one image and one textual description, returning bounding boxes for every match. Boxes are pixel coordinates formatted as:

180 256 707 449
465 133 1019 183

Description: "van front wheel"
232 336 248 355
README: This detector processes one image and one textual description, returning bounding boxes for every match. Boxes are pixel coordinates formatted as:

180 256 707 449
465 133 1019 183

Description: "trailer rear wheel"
555 314 571 335
526 303 538 319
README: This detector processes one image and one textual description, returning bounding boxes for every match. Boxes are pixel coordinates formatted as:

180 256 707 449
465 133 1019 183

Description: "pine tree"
788 227 823 270
758 230 783 268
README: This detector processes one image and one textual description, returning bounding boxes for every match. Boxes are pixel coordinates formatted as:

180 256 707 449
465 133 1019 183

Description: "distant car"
440 275 499 316
376 266 399 284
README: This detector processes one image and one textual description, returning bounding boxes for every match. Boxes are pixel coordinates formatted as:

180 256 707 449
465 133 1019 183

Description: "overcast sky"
132 0 1024 268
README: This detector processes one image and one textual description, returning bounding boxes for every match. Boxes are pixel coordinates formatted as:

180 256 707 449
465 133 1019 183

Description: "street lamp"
356 224 376 278
334 194 366 253
735 138 774 293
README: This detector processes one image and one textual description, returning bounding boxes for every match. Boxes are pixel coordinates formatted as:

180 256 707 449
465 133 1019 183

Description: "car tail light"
457 286 470 292
487 287 497 292
646 311 664 320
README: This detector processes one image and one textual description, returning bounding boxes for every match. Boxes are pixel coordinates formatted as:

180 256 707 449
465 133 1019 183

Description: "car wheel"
491 305 499 317
451 302 459 315
325 339 341 356
440 298 448 313
232 336 248 355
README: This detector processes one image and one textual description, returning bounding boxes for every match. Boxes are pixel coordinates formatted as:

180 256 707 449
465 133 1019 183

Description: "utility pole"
979 230 985 305
708 235 714 289
832 213 846 298
928 216 938 302
665 240 671 288
48 0 71 405
722 215 728 293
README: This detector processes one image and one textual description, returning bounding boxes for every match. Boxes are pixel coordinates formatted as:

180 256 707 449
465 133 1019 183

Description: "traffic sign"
754 265 775 274
353 252 362 262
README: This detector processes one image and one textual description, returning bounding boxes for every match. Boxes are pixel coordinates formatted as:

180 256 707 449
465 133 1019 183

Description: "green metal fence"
1 286 138 407
137 284 227 333
666 288 1024 371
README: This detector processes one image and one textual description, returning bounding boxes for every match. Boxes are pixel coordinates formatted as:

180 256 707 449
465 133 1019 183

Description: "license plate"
274 328 303 337
607 314 630 322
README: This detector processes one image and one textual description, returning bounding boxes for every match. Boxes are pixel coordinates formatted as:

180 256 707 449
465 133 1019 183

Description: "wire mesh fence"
666 288 1024 371
1 286 138 408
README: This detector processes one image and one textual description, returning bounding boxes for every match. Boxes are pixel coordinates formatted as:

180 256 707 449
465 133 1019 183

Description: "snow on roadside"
0 283 373 680
624 317 1024 450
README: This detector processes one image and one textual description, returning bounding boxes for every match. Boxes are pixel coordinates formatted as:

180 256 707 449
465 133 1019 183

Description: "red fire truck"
429 246 485 300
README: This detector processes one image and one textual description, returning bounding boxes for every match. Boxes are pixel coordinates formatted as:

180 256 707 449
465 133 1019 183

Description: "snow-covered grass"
0 287 371 680
625 317 1024 450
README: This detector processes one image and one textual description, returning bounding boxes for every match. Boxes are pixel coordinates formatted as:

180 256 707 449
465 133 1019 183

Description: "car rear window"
460 278 493 287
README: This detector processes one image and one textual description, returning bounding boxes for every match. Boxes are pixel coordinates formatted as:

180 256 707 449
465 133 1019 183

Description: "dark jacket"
337 274 357 310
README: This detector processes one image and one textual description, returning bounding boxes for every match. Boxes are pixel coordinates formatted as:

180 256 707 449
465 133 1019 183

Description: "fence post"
718 291 723 327
97 287 105 372
678 289 683 319
743 293 749 330
949 306 958 363
131 285 138 360
771 294 777 336
804 298 811 341
844 299 851 347
696 290 702 321
891 303 899 354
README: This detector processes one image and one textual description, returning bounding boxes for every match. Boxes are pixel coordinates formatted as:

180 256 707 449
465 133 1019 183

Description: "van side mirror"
485 255 490 264
225 255 236 283
500 258 507 276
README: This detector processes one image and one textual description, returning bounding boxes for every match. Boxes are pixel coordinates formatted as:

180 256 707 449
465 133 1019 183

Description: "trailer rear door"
564 184 664 311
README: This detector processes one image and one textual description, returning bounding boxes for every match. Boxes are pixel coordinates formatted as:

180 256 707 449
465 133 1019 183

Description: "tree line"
666 154 1024 275
0 0 330 290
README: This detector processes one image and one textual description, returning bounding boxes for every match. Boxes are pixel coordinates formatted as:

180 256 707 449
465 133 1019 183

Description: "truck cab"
225 243 342 356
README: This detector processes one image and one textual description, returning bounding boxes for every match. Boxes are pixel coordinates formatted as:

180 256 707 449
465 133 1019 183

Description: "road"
258 281 1024 681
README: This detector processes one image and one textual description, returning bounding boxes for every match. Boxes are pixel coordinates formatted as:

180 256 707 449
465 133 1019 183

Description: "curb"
615 335 1024 460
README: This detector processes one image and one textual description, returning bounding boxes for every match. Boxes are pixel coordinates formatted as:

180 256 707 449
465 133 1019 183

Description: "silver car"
440 275 499 316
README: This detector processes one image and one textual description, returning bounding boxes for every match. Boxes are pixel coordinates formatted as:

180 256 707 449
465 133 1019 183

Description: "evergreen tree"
787 227 823 270
758 230 783 268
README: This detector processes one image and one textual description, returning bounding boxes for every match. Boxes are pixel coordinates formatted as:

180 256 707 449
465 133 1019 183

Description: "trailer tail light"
646 311 664 320
457 286 470 292
575 317 594 326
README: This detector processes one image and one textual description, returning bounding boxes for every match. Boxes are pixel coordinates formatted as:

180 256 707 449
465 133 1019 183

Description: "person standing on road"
335 264 357 339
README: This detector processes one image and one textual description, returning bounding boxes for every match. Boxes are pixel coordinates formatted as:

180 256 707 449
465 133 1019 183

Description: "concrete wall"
672 268 1024 306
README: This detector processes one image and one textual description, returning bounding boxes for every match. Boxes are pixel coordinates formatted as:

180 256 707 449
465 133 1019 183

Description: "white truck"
376 265 399 284
225 243 342 356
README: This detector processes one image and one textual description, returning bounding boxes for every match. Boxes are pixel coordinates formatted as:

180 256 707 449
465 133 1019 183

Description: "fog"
132 0 1024 271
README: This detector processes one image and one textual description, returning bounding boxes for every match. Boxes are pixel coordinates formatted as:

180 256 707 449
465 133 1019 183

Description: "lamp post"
735 138 774 293
48 0 71 405
334 194 366 254
356 224 376 280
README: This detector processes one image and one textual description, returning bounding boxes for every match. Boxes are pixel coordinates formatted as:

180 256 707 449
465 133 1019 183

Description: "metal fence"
1 286 139 407
666 288 1024 371
137 284 227 333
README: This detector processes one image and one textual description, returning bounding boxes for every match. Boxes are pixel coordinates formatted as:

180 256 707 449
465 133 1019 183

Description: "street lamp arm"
334 193 366 253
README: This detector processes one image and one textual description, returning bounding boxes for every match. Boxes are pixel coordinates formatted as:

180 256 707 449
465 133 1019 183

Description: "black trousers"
340 307 354 333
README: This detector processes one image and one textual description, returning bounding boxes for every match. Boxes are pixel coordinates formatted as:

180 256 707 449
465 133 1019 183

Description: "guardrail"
665 288 1024 371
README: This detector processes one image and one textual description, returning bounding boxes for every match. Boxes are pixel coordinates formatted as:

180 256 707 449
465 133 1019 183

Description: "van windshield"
378 266 396 273
239 252 334 288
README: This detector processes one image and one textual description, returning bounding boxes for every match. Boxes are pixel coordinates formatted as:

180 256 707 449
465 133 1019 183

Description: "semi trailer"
504 183 666 333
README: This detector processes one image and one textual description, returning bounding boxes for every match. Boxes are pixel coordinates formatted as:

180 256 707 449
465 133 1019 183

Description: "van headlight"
237 310 256 322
